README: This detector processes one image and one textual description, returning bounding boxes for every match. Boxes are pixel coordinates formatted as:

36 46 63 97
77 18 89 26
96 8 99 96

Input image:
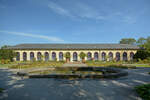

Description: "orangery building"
7 44 140 62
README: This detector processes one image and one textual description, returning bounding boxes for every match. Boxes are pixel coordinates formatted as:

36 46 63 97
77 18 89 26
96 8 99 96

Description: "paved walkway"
62 62 87 67
0 68 150 100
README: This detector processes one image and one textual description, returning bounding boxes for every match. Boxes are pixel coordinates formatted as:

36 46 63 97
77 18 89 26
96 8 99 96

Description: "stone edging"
17 67 128 79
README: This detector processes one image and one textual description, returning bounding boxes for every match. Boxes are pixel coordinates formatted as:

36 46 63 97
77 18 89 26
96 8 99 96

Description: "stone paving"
0 67 150 100
62 62 87 67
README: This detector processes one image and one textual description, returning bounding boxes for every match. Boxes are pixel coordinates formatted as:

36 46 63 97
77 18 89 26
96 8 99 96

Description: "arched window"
30 52 34 61
59 52 63 61
130 52 134 60
102 52 106 61
123 52 128 61
116 52 120 61
37 52 42 61
52 52 56 61
108 52 113 61
94 52 98 60
73 52 78 61
45 52 49 61
23 52 27 61
16 52 20 61
87 52 92 60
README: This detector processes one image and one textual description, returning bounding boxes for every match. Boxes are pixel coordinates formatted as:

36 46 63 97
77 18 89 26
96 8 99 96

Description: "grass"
85 61 121 67
134 64 150 67
0 88 4 93
9 61 64 69
0 60 149 69
135 84 150 100
85 61 137 69
0 63 16 68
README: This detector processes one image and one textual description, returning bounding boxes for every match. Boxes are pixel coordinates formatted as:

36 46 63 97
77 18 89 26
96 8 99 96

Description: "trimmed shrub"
0 59 11 64
134 50 150 61
0 88 4 93
135 84 150 100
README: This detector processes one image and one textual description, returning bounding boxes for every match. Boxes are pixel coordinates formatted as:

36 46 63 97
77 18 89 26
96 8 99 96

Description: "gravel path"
0 68 150 100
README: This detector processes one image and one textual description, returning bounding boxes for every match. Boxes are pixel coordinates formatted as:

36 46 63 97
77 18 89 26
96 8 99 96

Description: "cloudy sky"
0 0 150 46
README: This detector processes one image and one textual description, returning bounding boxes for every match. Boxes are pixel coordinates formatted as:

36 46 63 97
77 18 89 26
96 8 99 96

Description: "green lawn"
134 64 150 67
0 64 15 68
85 61 150 68
8 61 65 69
0 61 150 69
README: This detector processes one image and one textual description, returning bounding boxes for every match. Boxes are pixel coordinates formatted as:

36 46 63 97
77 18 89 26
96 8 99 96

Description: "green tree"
64 52 71 59
145 36 150 51
1 45 11 49
136 37 147 48
79 52 86 59
64 52 70 62
119 38 136 45
133 50 150 60
0 48 16 62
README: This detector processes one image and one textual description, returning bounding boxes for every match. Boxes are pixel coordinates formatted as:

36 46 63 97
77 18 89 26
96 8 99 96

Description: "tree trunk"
82 58 85 63
66 58 70 63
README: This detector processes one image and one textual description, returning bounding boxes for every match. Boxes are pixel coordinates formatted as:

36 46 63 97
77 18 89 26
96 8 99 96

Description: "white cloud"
123 16 137 24
75 3 105 20
48 1 74 18
47 1 105 21
0 31 64 42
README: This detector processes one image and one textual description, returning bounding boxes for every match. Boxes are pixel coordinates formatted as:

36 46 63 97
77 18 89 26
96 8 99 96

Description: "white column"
20 51 23 61
77 52 80 61
70 52 73 62
120 52 123 61
49 51 51 61
106 52 109 61
63 52 66 61
85 52 87 61
99 51 101 61
56 52 59 61
34 51 37 61
113 52 116 61
77 51 80 61
92 52 94 60
41 51 45 61
127 52 130 61
27 51 30 61
13 55 16 61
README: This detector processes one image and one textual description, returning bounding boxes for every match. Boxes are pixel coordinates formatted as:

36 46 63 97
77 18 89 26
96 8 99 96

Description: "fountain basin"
17 67 128 79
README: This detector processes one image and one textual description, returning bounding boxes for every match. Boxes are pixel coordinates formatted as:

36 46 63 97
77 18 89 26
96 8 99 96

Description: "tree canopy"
0 49 16 61
0 45 16 62
79 52 86 59
119 36 150 61
133 50 150 60
119 37 150 50
136 37 147 47
64 52 71 58
1 45 11 49
119 38 136 45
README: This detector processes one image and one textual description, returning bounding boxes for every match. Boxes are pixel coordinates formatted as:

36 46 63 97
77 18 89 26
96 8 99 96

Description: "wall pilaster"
27 51 30 61
20 51 23 61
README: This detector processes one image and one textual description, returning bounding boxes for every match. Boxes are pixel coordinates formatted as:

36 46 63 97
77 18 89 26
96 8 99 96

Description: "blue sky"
0 0 150 46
